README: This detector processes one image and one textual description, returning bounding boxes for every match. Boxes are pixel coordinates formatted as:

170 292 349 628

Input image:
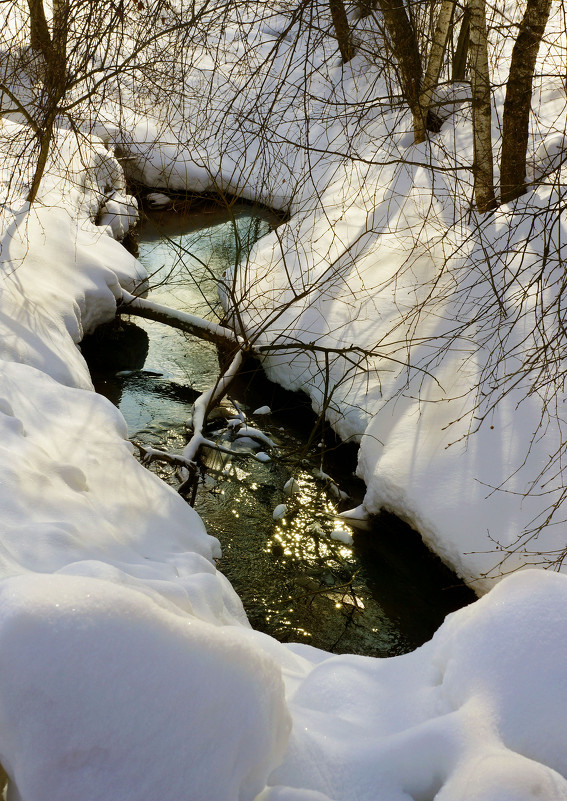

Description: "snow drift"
1 0 567 798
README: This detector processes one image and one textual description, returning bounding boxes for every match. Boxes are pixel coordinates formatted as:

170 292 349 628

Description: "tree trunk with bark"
468 0 496 213
329 0 355 62
452 4 470 81
376 0 423 127
26 0 70 203
415 0 455 143
27 0 52 61
500 0 553 203
27 109 55 204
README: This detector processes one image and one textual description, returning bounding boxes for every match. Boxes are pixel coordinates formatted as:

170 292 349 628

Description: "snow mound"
0 574 290 801
273 570 567 801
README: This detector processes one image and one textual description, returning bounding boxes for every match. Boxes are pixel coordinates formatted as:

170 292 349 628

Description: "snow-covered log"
119 289 242 351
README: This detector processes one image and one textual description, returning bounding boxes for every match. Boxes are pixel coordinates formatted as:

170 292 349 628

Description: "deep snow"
1 0 567 798
86 0 567 591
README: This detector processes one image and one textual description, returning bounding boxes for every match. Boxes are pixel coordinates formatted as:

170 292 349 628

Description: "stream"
83 195 474 657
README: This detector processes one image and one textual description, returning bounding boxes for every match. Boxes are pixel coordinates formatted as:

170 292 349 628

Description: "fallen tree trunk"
118 289 243 352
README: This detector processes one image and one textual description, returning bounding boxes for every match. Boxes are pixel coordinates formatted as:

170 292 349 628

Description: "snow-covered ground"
1 0 567 798
85 0 567 592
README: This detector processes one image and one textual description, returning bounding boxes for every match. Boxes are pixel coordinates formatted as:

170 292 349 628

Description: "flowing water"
84 196 474 657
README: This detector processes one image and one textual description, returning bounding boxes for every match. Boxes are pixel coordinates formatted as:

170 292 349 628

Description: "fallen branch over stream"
132 343 252 500
116 287 379 503
118 289 244 351
182 349 244 464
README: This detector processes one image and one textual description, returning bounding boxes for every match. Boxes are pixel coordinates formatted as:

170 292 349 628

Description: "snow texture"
0 1 567 799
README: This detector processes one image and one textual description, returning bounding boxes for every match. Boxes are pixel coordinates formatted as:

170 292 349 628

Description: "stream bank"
82 193 475 656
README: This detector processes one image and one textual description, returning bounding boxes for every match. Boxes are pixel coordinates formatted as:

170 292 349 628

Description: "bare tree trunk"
452 4 470 81
468 0 496 213
27 109 55 203
52 0 69 60
415 0 455 143
27 0 52 61
376 0 422 127
26 0 69 203
329 0 355 62
500 0 553 203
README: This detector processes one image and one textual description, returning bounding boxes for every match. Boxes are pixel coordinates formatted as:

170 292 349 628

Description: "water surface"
85 197 474 656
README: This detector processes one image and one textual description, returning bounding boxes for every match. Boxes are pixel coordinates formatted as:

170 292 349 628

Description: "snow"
0 0 567 798
187 4 567 591
146 191 173 208
269 570 567 801
0 574 289 801
253 405 272 416
236 426 275 448
329 529 353 545
283 478 301 497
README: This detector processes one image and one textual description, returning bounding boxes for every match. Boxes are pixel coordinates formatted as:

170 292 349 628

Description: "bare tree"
468 0 496 212
4 0 227 202
500 0 554 202
27 0 70 202
329 0 355 61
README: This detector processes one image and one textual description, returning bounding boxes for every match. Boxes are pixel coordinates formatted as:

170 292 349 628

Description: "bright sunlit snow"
1 0 567 798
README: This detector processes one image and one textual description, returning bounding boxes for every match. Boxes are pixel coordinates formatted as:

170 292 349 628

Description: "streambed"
84 196 474 657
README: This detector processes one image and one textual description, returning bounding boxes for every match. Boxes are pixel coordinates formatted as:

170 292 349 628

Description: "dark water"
84 197 474 657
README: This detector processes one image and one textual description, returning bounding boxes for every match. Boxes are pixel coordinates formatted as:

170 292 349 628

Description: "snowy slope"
80 0 567 589
1 1 567 798
121 1 567 591
0 124 291 799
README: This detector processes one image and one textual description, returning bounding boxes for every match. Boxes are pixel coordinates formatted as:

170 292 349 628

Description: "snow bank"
1 2 567 798
0 125 291 795
0 360 248 625
0 130 239 623
127 1 567 590
270 570 567 801
0 574 289 801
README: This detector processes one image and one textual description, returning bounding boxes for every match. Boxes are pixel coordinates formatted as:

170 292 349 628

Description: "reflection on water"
85 196 474 657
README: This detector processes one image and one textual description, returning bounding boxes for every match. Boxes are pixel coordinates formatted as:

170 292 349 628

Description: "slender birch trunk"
468 0 496 213
415 0 455 143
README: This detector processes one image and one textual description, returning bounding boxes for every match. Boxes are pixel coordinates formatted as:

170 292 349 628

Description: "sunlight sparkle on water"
269 470 354 566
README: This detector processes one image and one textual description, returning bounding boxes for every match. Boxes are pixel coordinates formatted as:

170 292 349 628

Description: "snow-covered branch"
134 350 275 499
182 349 244 465
118 289 244 351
